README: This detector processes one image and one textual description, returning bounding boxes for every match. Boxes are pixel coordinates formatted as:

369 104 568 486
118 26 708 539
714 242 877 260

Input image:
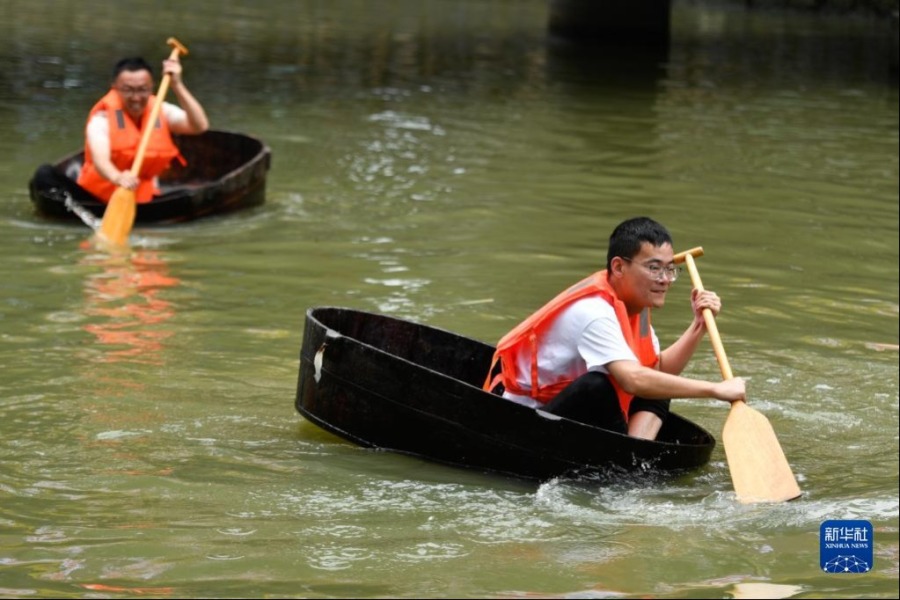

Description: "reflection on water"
78 248 179 365
75 248 181 483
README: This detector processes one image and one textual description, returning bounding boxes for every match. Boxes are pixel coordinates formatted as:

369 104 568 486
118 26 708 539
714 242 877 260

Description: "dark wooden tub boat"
29 129 271 224
295 306 716 482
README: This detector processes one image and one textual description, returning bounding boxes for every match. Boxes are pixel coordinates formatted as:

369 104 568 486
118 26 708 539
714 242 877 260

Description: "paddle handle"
675 248 800 502
130 37 189 176
673 247 734 380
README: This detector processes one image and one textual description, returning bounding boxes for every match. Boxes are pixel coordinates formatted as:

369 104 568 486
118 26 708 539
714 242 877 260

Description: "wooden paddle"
96 37 189 247
673 246 801 503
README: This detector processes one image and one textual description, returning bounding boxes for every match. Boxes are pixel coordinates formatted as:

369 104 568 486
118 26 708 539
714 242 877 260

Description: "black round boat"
29 129 271 224
295 306 716 481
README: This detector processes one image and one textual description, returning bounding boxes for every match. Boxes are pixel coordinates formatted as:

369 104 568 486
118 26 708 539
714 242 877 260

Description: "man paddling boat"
31 55 208 206
485 216 746 440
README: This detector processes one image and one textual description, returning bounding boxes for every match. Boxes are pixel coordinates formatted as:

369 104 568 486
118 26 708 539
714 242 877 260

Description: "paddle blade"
722 401 802 503
97 187 137 246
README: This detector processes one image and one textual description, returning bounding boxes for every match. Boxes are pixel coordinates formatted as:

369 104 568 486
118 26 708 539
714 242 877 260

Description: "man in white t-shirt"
490 217 745 440
30 56 208 207
77 56 209 203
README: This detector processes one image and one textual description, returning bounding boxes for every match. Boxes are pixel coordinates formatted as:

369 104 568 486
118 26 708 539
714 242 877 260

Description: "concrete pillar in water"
547 0 672 46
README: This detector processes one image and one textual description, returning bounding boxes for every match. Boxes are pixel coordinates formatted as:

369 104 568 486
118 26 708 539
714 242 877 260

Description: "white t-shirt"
503 296 660 408
85 102 187 145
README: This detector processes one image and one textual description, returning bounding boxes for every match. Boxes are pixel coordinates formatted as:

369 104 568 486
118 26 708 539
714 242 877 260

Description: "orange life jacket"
76 89 185 203
483 270 659 420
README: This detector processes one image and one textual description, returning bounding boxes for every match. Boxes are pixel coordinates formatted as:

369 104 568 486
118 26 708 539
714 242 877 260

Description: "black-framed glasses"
117 85 153 97
621 257 681 282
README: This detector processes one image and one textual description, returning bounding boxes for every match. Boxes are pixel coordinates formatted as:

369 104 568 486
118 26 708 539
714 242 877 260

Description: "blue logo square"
820 520 873 573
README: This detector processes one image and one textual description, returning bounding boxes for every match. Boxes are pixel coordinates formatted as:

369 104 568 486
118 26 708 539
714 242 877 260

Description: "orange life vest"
76 89 185 203
483 270 659 420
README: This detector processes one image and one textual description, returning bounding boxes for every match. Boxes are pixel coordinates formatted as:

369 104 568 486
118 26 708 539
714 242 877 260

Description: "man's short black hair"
606 217 673 271
112 57 154 80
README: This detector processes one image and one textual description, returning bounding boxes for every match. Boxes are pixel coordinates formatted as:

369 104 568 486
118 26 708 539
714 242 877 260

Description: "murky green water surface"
1 1 897 598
